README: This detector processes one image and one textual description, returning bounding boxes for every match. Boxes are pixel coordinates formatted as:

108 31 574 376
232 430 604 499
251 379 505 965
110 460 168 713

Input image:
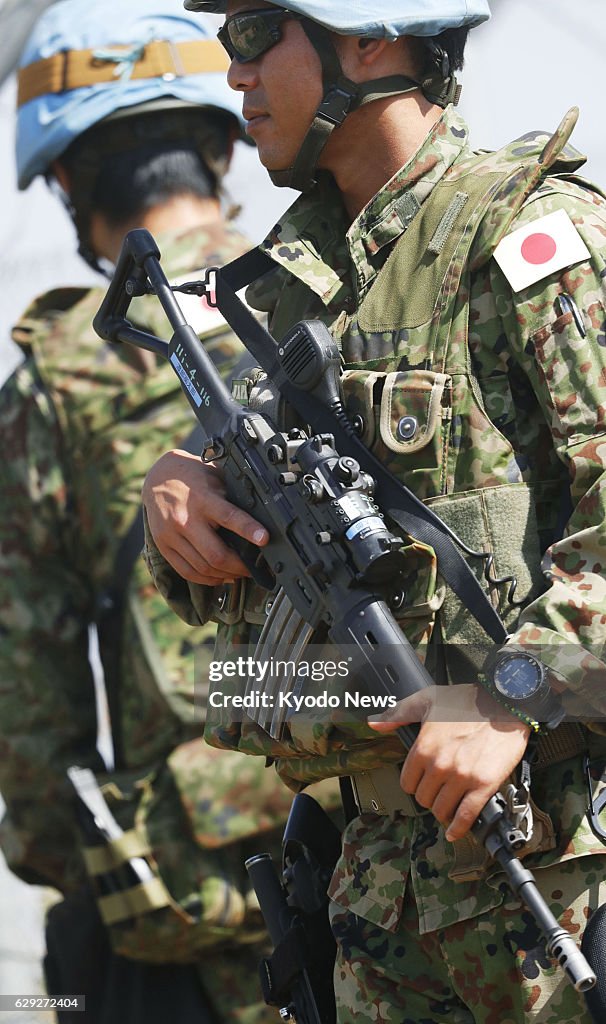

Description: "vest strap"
82 830 152 876
97 877 172 926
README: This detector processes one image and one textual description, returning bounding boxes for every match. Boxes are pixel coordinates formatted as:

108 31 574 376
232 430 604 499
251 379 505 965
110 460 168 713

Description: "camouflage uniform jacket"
0 221 295 902
145 109 606 931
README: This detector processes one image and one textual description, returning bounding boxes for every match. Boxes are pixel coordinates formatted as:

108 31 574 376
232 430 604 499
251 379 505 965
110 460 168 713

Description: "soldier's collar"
259 174 351 306
258 107 471 306
349 107 470 257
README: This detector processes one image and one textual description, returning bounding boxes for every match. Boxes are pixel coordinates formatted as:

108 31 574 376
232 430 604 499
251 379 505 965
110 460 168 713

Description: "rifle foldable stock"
94 229 596 997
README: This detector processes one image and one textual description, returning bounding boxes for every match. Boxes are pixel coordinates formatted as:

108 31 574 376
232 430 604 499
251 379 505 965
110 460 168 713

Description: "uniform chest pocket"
342 368 452 499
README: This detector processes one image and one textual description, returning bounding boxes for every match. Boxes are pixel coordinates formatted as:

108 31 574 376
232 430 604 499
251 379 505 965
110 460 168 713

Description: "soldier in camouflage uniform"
0 2 305 1022
141 1 606 1021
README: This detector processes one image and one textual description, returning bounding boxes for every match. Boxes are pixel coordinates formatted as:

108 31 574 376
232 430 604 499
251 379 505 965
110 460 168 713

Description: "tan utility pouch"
342 367 452 501
80 739 294 963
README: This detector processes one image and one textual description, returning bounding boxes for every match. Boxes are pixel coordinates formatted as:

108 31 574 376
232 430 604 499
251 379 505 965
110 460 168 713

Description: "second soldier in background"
0 2 304 1021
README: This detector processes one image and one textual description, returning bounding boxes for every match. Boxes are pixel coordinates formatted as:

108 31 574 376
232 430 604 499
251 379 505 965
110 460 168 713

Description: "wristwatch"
488 648 564 731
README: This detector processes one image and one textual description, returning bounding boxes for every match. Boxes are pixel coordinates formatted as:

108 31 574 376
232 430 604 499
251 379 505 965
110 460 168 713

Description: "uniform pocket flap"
380 370 451 454
341 368 382 448
168 738 295 848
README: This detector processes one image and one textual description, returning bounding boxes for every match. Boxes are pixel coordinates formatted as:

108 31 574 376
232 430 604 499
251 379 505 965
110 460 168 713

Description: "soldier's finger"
207 492 269 548
413 772 446 812
176 529 252 580
399 744 424 796
159 544 229 586
368 690 432 730
428 778 468 828
445 789 491 842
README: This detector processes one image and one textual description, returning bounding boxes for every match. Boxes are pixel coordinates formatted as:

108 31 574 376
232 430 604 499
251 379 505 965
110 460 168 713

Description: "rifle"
93 228 596 998
246 793 341 1024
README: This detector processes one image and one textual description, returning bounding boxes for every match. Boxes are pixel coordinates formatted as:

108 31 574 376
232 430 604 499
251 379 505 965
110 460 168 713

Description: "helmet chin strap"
268 20 460 193
47 173 111 277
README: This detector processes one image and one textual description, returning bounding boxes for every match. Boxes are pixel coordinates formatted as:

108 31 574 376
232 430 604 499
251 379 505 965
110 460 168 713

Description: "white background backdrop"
0 0 605 1016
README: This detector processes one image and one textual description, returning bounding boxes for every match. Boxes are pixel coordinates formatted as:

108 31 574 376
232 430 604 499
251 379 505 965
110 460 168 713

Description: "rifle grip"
216 527 275 590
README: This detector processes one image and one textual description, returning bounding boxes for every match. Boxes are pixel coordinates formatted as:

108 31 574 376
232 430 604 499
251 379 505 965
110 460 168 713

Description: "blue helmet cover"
183 0 491 38
17 0 245 188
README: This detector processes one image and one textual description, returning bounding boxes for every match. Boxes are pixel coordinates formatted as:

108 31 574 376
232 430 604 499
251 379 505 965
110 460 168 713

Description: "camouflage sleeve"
488 185 606 723
0 361 104 891
142 508 212 627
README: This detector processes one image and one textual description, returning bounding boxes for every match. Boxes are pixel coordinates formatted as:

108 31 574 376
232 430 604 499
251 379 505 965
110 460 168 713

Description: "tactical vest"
205 113 604 788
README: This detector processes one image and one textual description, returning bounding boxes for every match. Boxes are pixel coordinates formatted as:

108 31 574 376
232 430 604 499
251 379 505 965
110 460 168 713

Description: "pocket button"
396 415 418 441
351 413 365 437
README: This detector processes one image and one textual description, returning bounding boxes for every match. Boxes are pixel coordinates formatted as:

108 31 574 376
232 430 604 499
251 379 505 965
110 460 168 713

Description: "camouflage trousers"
329 853 606 1024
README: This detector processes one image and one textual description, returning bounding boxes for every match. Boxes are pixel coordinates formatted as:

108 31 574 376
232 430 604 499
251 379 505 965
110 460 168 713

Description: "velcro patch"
493 209 590 292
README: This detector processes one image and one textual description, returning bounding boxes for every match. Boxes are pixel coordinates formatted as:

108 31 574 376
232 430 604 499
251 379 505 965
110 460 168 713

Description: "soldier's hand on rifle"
368 684 530 842
142 449 269 586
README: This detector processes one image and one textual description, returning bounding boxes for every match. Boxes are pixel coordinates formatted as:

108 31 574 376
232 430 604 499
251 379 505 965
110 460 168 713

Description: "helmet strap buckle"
317 81 358 127
420 72 461 109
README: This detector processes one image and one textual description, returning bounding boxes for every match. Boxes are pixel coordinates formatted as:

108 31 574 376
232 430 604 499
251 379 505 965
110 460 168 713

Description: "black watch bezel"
492 650 546 703
488 649 565 731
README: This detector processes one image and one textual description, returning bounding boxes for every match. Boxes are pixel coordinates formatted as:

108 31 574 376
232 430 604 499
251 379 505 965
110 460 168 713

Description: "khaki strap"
534 722 588 771
97 877 172 926
350 723 588 817
350 765 423 817
18 39 229 108
82 829 152 876
427 191 469 256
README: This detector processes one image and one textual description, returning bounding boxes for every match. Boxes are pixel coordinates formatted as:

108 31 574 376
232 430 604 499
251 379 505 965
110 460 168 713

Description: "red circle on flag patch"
521 232 557 265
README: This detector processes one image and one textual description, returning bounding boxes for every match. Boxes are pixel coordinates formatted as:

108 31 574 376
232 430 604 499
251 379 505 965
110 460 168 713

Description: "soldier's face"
225 0 324 173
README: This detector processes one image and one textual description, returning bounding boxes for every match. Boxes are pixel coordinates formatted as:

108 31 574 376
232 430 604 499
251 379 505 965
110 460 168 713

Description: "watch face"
493 653 543 701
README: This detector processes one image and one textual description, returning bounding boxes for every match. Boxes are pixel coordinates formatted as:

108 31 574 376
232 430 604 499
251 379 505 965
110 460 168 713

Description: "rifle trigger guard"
504 783 534 845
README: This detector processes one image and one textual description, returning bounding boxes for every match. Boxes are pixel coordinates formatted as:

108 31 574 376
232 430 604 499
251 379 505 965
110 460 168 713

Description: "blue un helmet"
16 0 250 268
16 0 249 188
184 0 491 191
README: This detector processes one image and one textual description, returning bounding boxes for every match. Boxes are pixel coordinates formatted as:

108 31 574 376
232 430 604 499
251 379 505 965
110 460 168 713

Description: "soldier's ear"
337 35 392 79
50 160 71 197
355 36 389 65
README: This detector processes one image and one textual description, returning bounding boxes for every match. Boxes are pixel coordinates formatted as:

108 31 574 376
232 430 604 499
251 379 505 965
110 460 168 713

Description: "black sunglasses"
217 8 301 63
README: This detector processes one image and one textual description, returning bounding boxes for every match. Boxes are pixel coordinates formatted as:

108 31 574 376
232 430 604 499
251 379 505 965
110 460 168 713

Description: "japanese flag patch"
493 208 590 293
